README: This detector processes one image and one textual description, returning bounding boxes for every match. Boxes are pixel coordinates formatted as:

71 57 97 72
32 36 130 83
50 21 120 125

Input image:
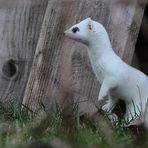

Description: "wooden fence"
0 0 147 114
0 0 48 107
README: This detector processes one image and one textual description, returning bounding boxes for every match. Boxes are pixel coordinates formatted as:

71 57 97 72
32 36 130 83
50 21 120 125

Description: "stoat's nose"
64 30 69 36
64 31 66 35
64 30 67 35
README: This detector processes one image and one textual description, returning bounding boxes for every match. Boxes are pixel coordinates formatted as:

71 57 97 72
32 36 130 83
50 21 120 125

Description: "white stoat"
64 17 148 123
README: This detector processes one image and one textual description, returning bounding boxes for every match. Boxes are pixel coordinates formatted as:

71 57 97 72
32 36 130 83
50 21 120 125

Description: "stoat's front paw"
102 102 112 112
108 113 118 123
98 97 105 102
97 98 108 109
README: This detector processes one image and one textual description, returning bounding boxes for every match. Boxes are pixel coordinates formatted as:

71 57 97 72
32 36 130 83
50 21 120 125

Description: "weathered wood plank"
0 0 48 107
23 0 146 113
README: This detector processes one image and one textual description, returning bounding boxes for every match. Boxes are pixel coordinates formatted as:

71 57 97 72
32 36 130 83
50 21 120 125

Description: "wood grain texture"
23 0 146 114
0 0 48 107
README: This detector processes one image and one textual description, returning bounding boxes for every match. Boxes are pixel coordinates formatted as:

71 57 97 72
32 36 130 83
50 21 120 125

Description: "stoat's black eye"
72 27 80 33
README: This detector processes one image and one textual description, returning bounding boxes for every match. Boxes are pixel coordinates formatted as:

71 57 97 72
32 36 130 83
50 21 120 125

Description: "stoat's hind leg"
124 101 141 123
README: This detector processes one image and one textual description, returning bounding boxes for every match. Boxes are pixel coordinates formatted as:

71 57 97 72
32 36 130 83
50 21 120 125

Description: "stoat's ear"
89 16 93 20
88 17 93 30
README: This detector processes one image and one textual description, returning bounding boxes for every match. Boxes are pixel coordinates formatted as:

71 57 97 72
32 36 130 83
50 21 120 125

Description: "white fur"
64 18 148 123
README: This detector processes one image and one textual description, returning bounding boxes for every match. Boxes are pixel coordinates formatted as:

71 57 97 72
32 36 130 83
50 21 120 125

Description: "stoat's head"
64 17 106 45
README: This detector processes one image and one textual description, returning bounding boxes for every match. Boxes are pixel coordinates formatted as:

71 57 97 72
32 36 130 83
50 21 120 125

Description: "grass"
0 102 147 148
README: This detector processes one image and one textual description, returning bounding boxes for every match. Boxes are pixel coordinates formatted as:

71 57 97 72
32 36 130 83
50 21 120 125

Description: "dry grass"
0 100 147 148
